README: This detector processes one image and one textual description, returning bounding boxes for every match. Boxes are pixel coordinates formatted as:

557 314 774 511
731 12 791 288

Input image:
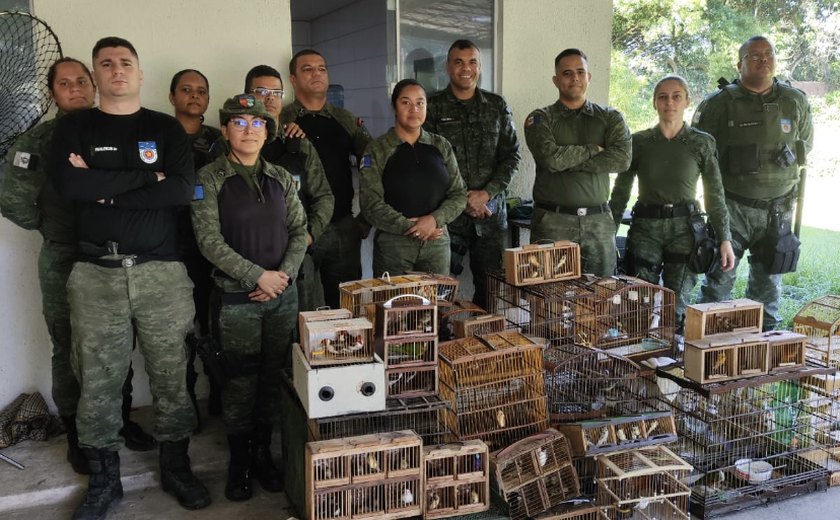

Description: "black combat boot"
159 438 212 510
61 415 90 475
225 433 253 502
252 423 283 492
120 366 157 451
72 448 123 520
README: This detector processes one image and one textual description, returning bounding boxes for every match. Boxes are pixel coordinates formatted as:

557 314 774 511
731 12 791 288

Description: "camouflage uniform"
609 124 731 316
191 155 307 433
525 100 631 277
425 86 521 308
360 128 467 276
1 118 79 416
693 79 813 329
281 101 371 308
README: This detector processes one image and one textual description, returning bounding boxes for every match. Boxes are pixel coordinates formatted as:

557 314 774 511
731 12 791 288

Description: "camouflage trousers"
626 217 697 317
312 214 362 309
699 198 782 330
38 240 78 417
373 229 450 277
67 260 196 449
212 284 298 435
296 252 325 313
530 208 617 277
448 213 504 310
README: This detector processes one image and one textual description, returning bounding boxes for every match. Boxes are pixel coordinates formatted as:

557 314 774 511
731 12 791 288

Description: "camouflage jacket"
191 154 308 292
425 86 521 198
1 116 75 242
525 99 631 207
609 123 731 242
359 128 467 235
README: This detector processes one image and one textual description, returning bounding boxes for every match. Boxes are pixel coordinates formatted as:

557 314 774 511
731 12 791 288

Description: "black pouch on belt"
687 212 719 274
753 207 800 274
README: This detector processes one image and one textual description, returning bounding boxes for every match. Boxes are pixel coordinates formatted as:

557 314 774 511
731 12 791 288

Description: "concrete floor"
1 404 840 519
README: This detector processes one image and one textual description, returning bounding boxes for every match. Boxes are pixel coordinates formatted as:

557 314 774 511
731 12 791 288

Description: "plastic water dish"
735 459 773 483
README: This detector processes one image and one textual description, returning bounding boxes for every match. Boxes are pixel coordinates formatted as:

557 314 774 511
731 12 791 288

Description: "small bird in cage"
496 409 507 428
711 352 727 374
473 453 483 472
647 420 659 435
470 490 480 504
553 254 568 275
399 456 410 470
616 428 627 442
316 459 333 480
537 447 548 467
401 487 414 505
389 342 428 362
631 424 642 440
427 491 440 510
597 427 611 446
715 315 734 332
367 453 380 472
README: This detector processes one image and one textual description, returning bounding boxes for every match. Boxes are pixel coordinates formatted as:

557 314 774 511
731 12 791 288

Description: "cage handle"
384 294 431 308
380 271 392 282
315 305 332 311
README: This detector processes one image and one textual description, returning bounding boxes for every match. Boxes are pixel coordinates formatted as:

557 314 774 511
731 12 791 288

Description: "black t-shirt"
382 141 450 218
294 114 354 220
51 107 194 259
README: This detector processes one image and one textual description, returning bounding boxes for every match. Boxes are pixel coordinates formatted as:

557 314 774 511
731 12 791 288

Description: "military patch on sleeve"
692 110 701 125
361 154 372 168
292 174 302 192
193 184 205 201
524 113 541 128
780 118 792 133
13 151 38 170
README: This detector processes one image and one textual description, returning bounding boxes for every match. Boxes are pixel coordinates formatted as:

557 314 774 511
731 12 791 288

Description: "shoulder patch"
193 184 205 201
12 151 38 170
361 154 372 168
524 113 542 128
138 141 158 164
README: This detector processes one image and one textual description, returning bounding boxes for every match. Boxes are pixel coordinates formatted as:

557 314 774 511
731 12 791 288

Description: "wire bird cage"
503 240 582 286
439 300 487 341
423 440 490 519
438 332 548 451
307 394 453 446
793 295 840 367
306 430 423 520
800 370 840 486
532 504 611 520
521 278 597 347
685 299 763 341
543 345 659 424
656 366 833 517
339 274 438 318
486 270 532 332
595 445 692 520
406 271 460 306
491 429 580 520
576 275 676 361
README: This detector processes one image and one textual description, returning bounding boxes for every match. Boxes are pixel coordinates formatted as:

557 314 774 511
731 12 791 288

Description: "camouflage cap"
219 94 277 142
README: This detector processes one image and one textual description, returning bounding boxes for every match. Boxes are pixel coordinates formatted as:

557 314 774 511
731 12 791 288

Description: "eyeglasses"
251 87 284 99
743 51 775 62
228 118 267 130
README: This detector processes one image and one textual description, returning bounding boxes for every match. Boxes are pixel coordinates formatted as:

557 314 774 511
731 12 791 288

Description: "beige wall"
498 0 615 201
0 0 294 411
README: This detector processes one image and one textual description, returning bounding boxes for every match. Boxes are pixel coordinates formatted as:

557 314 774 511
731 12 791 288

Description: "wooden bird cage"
307 394 453 446
491 429 580 520
406 271 460 306
793 295 840 367
522 278 597 347
595 445 692 520
299 308 353 335
438 332 548 450
486 270 532 332
656 366 833 518
685 299 763 341
454 313 507 339
339 274 437 318
543 345 658 424
423 440 490 519
577 275 676 362
439 300 486 341
306 430 423 520
766 330 807 372
504 240 582 286
301 317 375 365
684 332 770 384
532 504 611 520
556 411 678 457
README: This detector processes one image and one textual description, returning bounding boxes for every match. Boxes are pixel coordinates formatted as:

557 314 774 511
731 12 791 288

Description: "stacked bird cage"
532 504 611 520
491 429 581 520
439 300 487 341
374 294 439 398
684 331 770 384
306 430 423 520
543 345 659 425
307 394 454 447
594 445 692 520
556 411 678 457
577 275 676 361
800 371 840 486
300 316 375 365
486 269 532 332
793 295 840 366
406 271 460 307
339 274 438 318
767 331 808 372
503 240 582 286
438 331 548 451
657 365 833 517
684 299 763 341
454 313 507 339
422 440 490 519
521 278 597 347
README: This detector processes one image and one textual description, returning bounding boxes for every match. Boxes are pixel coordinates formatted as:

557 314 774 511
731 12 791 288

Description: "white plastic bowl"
735 459 773 483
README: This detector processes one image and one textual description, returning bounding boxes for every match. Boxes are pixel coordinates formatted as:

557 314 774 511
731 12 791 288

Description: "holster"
686 212 719 275
191 334 226 386
752 203 800 274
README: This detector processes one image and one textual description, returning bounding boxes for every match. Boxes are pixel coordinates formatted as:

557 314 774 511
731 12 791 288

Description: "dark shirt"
382 141 450 218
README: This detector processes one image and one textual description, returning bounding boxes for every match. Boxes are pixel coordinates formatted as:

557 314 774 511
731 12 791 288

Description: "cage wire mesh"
793 295 840 367
0 11 61 161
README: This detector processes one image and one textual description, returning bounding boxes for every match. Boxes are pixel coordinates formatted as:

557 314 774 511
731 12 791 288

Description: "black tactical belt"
725 190 795 210
84 255 152 269
535 202 610 216
632 202 696 219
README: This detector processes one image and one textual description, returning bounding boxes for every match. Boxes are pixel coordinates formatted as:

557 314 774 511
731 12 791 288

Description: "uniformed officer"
360 79 467 276
51 37 210 518
525 48 631 277
282 49 372 308
0 57 156 476
192 95 307 502
693 36 813 330
425 39 520 308
609 75 736 326
243 64 334 313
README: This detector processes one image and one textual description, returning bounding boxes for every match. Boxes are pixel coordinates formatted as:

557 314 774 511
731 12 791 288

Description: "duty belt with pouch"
686 212 719 275
750 195 801 274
